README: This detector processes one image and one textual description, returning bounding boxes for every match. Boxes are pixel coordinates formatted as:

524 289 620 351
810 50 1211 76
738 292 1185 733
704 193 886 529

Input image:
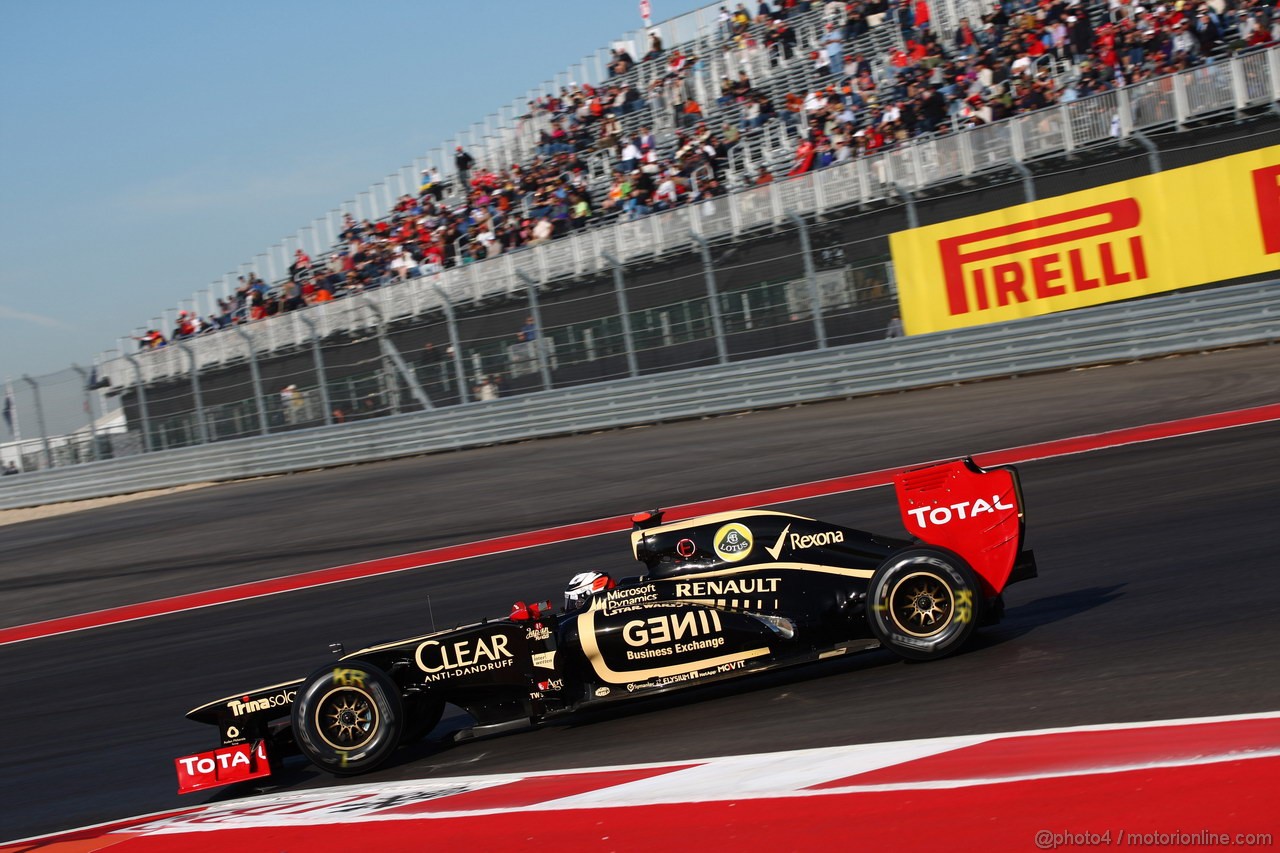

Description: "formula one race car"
175 458 1037 794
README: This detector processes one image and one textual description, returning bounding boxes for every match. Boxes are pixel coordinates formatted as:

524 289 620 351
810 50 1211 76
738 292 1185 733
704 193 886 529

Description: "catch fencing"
3 277 1277 510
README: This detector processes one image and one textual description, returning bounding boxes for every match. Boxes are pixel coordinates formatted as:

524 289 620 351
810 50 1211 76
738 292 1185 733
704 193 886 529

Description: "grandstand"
10 0 1279 464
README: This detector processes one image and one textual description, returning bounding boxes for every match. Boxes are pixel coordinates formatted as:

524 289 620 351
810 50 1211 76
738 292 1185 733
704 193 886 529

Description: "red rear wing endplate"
894 458 1025 596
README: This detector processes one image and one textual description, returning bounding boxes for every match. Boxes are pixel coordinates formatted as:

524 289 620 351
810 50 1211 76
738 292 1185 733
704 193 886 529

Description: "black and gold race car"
175 457 1037 794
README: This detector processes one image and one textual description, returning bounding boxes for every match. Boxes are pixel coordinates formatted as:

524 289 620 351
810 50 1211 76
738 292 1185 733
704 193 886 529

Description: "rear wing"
894 458 1035 596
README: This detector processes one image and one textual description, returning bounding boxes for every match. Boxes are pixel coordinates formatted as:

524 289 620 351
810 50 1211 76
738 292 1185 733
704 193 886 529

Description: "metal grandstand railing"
98 42 1280 390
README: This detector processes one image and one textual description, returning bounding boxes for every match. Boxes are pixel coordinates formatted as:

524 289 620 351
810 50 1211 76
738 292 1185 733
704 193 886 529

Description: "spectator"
955 16 979 57
289 249 311 284
530 216 554 244
652 169 680 209
718 74 737 105
518 315 538 342
693 175 726 201
620 135 643 172
624 185 653 219
788 136 816 176
766 18 797 63
389 245 416 281
419 166 445 200
474 375 499 401
454 146 475 190
822 21 843 73
609 46 634 76
172 311 195 340
136 329 166 350
569 192 592 229
280 283 307 313
644 30 664 61
681 94 704 128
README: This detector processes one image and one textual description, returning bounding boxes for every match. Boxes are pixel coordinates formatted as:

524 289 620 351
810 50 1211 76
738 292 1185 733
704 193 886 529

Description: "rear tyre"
867 547 983 661
291 660 403 776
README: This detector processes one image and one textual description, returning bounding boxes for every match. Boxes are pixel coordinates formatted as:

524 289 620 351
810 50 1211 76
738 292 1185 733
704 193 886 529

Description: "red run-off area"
7 714 1277 851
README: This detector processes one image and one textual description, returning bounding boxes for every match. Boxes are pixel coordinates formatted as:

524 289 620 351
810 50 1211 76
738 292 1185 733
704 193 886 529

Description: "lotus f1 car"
176 458 1037 794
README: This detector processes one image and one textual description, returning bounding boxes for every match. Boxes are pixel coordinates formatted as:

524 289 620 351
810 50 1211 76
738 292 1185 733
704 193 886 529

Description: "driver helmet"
564 571 615 612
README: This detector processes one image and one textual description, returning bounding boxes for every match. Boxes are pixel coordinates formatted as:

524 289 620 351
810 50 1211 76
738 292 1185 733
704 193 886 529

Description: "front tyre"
291 660 403 776
867 547 983 661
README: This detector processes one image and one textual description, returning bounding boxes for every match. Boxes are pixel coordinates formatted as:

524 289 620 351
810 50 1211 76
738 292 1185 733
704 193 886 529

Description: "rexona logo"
226 689 296 717
623 610 726 660
714 523 753 562
938 199 1147 316
906 495 1013 528
415 634 513 681
790 530 844 549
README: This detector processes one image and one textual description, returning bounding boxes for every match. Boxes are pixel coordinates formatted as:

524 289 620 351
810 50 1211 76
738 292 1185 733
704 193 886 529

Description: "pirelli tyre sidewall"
867 547 983 661
292 660 403 776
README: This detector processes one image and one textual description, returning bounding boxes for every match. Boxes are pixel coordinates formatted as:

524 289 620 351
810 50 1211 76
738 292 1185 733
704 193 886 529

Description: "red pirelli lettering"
938 199 1144 315
1252 164 1280 255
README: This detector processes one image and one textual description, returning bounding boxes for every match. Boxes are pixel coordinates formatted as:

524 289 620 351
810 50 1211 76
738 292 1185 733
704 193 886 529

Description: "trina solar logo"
938 199 1148 316
226 689 296 717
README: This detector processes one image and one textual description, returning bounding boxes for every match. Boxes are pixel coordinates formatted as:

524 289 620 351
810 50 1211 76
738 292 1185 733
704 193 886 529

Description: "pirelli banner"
890 146 1280 335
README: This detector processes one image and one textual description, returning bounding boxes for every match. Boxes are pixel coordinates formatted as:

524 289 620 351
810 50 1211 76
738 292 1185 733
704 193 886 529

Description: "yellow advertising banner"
889 146 1280 335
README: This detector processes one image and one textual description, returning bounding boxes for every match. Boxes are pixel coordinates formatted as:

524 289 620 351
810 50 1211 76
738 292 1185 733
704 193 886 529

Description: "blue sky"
0 0 710 381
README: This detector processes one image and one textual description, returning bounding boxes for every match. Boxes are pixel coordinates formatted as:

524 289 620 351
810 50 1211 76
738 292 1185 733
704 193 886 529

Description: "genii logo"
713 523 753 562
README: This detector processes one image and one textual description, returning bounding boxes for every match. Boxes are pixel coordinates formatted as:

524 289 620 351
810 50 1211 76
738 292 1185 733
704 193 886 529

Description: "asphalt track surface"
2 345 1279 842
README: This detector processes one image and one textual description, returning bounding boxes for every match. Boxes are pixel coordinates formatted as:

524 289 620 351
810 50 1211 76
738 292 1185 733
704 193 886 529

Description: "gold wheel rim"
887 571 955 638
314 686 379 751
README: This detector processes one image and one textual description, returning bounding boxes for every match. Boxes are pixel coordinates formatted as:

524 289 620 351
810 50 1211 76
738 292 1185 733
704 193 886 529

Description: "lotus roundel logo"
713 523 753 562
